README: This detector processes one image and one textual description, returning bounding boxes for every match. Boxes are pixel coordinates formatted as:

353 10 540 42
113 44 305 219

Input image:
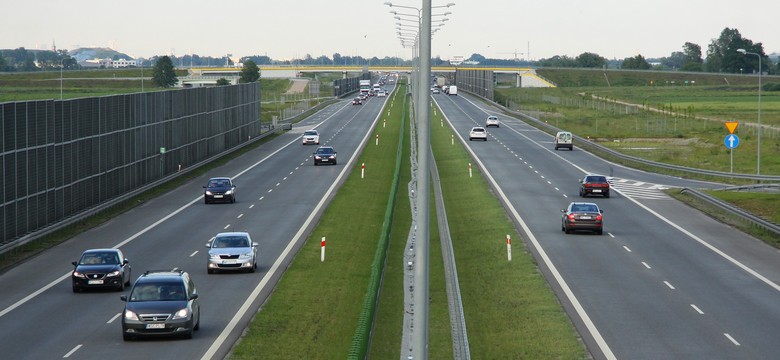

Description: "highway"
0 89 391 359
433 92 780 359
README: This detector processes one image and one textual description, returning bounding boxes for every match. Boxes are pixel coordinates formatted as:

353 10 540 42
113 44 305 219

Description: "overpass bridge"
178 65 555 88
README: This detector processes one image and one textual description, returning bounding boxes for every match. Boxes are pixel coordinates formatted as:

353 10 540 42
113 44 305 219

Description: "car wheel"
72 286 80 293
207 269 214 274
314 162 319 166
231 196 236 204
183 330 193 339
565 228 572 234
555 147 558 150
604 193 610 198
204 198 210 204
596 229 603 235
117 281 124 292
333 160 337 165
123 333 133 341
194 314 200 331
484 138 487 141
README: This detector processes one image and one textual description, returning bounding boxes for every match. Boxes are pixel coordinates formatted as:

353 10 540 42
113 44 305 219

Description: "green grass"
229 87 405 359
430 104 587 358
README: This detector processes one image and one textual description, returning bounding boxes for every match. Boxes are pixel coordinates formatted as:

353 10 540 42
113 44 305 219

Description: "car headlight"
72 271 85 278
124 310 139 321
315 156 322 159
209 254 221 260
205 190 213 195
225 189 234 195
107 270 121 277
240 252 253 258
172 308 190 320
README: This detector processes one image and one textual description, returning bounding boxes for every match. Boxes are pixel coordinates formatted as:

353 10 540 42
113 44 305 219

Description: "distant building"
111 59 137 68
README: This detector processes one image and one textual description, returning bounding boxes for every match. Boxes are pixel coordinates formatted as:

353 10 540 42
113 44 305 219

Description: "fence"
1 83 261 249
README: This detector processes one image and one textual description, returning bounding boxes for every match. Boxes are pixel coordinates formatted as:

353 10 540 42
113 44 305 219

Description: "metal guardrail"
679 187 780 236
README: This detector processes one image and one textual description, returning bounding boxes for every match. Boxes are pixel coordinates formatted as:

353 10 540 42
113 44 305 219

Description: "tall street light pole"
737 48 762 175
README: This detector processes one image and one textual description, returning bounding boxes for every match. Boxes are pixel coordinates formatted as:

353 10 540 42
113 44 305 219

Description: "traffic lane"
469 142 752 358
0 97 384 358
438 99 770 358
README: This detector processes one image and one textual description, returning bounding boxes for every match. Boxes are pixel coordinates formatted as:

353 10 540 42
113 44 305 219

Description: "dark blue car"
203 177 236 204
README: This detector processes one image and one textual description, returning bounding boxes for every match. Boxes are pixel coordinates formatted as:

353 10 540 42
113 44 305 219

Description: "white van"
554 131 573 151
447 85 458 96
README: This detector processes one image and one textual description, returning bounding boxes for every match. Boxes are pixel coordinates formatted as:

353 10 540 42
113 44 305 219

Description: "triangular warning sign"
725 121 738 134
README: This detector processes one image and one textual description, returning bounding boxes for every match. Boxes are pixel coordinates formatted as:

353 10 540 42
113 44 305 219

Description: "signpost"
724 121 739 173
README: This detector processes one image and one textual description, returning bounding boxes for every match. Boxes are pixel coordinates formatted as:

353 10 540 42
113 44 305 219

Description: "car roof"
208 176 231 181
215 231 250 237
471 126 485 130
136 270 188 282
83 248 118 253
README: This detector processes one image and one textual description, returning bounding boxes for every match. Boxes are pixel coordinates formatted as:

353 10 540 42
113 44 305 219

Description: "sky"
2 0 778 62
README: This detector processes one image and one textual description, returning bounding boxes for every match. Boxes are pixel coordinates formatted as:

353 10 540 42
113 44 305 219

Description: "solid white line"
690 304 704 314
63 344 82 358
190 251 199 257
664 281 676 290
435 99 617 360
107 312 122 324
623 246 632 252
724 333 741 346
642 262 652 269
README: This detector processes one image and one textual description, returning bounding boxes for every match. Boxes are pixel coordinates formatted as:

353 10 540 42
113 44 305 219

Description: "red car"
579 174 610 198
561 202 604 235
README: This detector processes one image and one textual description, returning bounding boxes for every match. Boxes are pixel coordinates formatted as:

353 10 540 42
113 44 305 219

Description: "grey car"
120 270 200 340
206 232 258 274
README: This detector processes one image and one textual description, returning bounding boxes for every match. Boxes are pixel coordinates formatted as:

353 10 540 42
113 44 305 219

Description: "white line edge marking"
223 224 230 230
190 251 199 257
724 333 741 346
107 312 121 324
623 246 632 252
63 344 82 358
237 214 244 219
642 262 652 269
664 281 676 290
434 95 617 360
200 93 389 360
690 304 704 314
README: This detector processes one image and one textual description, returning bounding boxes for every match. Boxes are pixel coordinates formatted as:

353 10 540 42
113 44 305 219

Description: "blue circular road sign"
724 134 740 149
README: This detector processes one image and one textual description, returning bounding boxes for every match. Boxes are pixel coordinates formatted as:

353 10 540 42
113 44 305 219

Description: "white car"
302 129 320 145
469 126 487 141
485 115 499 128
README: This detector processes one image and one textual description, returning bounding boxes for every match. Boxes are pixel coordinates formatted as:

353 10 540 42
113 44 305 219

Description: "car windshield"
208 179 229 187
316 148 333 154
472 128 485 132
130 283 186 301
304 131 317 136
80 252 119 265
572 204 599 213
213 236 249 248
586 176 607 183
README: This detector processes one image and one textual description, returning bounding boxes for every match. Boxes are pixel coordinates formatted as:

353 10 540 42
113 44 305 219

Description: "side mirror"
600 210 604 213
123 259 129 265
72 261 78 266
203 185 207 188
190 293 199 300
560 209 566 213
120 295 128 302
252 242 259 247
205 243 211 248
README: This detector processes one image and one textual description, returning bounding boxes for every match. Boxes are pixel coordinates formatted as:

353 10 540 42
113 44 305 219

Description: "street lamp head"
737 49 747 54
384 2 393 6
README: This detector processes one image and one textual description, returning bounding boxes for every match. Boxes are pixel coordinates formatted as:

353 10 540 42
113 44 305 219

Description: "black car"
313 146 337 166
71 248 131 292
203 177 236 204
561 202 604 235
352 97 362 105
579 174 610 198
120 270 200 340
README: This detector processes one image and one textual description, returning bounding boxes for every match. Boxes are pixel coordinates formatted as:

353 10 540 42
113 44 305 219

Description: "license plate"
580 216 592 220
222 260 237 264
88 280 104 285
592 189 601 193
214 195 223 198
321 159 329 162
145 323 165 329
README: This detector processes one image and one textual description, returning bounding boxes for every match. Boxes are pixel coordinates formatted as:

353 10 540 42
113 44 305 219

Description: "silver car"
485 115 500 128
206 232 258 273
302 130 320 145
469 126 487 141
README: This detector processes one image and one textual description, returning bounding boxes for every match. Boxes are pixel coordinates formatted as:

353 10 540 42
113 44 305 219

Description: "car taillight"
596 214 603 221
568 214 576 220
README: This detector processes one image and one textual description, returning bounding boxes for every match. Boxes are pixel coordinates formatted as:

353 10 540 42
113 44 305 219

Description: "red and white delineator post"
321 237 326 262
361 163 365 179
468 163 472 178
506 235 512 261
